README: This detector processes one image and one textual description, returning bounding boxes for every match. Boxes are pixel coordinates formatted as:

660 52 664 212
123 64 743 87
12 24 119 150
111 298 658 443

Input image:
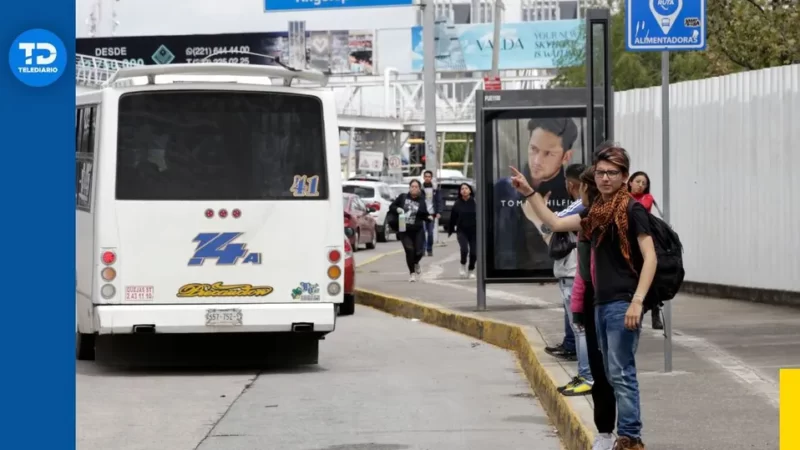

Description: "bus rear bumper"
93 303 336 335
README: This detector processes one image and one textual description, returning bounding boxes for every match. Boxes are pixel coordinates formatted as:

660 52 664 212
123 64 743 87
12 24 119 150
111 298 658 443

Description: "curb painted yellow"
355 288 594 450
355 249 404 268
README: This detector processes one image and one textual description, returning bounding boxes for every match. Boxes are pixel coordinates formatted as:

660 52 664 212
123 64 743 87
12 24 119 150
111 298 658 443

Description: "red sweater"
631 192 654 213
571 241 595 315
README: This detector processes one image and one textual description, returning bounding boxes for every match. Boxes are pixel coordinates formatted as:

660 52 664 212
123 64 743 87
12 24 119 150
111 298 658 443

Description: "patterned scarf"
580 188 636 273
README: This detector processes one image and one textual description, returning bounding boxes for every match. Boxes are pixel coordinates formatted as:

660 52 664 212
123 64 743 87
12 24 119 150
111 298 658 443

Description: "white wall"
614 64 800 293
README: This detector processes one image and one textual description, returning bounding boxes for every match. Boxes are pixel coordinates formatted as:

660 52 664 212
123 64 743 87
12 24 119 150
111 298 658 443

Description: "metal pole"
422 0 438 175
661 50 673 373
490 0 503 76
347 127 356 178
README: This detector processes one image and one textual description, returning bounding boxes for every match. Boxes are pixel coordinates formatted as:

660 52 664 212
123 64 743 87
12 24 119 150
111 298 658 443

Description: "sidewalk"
354 241 793 449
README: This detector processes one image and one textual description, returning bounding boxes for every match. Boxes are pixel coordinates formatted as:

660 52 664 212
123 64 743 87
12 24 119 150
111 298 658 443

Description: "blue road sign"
626 0 706 52
265 0 411 11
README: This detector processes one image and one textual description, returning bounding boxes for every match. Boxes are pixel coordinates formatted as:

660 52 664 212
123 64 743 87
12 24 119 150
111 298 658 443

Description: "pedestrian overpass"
76 54 552 134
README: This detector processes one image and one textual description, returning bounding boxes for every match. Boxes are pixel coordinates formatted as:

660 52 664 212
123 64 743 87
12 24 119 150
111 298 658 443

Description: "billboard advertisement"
410 19 582 72
490 116 588 276
76 29 374 75
265 0 412 12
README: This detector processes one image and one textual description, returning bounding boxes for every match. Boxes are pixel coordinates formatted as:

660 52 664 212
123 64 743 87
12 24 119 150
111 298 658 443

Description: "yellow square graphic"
781 368 800 450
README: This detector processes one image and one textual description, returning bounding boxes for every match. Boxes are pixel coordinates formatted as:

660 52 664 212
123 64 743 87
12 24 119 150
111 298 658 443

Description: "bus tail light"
102 251 116 265
205 209 214 218
219 209 228 218
327 265 342 280
328 249 341 263
327 282 341 296
101 284 116 299
101 267 117 281
100 249 117 299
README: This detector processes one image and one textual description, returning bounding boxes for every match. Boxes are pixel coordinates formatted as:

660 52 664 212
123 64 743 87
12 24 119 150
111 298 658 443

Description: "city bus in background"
75 63 344 365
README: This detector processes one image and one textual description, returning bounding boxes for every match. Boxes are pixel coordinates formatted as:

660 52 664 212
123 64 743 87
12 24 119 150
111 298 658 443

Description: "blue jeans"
559 278 592 382
595 300 642 439
424 220 435 252
562 309 576 352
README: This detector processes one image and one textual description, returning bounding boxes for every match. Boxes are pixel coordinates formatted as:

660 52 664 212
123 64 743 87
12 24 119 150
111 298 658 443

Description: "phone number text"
185 46 251 57
186 57 252 64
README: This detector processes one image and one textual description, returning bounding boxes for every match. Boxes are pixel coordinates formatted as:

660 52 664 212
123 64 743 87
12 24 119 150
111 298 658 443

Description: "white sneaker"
414 263 422 275
409 273 417 282
468 270 476 279
592 433 614 450
459 264 467 278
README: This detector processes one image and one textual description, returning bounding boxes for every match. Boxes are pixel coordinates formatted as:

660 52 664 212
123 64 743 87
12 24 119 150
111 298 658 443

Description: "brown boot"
613 436 645 450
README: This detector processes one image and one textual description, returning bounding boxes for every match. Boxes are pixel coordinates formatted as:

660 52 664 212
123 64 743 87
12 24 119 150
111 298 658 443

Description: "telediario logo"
8 28 67 87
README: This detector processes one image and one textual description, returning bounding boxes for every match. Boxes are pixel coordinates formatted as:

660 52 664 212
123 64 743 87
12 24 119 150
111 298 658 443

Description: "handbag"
548 231 577 260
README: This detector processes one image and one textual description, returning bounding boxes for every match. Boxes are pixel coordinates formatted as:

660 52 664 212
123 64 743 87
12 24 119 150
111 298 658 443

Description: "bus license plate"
205 308 243 326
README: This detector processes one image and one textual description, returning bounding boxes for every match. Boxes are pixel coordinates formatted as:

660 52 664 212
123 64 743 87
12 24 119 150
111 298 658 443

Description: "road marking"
422 251 780 407
356 248 404 268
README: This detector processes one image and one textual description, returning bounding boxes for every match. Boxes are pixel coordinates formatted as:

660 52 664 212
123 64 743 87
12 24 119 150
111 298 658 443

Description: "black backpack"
628 201 686 306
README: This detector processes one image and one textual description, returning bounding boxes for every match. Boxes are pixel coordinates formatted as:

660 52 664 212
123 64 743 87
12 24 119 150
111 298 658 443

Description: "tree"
708 0 800 70
550 1 797 90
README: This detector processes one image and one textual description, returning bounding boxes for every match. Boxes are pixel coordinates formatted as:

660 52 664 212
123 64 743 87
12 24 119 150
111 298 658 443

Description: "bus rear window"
115 91 328 201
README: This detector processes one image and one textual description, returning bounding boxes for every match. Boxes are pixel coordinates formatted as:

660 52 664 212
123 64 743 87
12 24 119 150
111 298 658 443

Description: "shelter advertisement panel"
77 29 375 75
491 116 588 277
410 19 582 72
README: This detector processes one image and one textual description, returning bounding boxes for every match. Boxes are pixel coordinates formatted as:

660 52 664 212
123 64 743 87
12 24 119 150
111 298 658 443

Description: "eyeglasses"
595 169 622 179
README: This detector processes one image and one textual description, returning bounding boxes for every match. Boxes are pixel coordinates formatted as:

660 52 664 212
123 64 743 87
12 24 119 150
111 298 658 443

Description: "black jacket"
388 192 431 233
447 195 477 237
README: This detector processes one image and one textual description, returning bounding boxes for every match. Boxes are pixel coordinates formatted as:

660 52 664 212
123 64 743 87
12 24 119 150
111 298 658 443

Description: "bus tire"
340 294 355 316
76 332 96 361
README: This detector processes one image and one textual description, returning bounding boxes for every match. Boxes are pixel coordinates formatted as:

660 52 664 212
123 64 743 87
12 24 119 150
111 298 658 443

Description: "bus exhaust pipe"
132 324 156 334
291 323 314 333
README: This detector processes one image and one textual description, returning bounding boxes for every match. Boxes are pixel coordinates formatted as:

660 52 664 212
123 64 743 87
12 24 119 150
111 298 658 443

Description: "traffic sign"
483 76 501 91
625 0 706 52
388 155 402 170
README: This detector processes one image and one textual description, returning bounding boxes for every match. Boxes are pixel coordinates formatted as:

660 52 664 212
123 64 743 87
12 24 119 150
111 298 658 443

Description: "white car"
342 179 395 242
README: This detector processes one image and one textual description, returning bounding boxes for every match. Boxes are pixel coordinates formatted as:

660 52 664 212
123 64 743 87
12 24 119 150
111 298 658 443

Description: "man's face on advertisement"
528 127 573 183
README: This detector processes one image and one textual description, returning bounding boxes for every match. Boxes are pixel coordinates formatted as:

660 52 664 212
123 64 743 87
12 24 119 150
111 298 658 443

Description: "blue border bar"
1 0 76 448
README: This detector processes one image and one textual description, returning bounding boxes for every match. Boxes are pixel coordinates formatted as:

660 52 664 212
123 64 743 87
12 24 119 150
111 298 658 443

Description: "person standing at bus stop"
628 170 663 330
421 170 443 257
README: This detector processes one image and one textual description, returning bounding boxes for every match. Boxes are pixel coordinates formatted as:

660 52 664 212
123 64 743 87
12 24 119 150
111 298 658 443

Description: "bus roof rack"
103 62 329 88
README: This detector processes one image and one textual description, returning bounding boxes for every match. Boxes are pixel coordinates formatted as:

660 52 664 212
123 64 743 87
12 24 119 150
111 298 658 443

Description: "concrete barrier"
356 288 594 450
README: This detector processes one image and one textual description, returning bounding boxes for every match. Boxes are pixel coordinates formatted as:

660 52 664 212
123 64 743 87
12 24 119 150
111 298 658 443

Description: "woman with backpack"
446 183 477 279
628 171 663 329
387 179 432 282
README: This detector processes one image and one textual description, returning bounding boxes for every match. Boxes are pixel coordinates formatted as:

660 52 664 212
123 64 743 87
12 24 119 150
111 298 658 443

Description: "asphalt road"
77 306 563 450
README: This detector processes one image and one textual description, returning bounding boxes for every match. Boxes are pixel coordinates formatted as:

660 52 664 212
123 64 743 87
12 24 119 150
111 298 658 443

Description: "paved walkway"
357 238 795 449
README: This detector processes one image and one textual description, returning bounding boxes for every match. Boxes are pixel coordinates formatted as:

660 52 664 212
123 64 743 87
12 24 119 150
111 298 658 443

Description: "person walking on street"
422 170 444 257
388 179 432 282
517 145 657 450
628 171 663 330
446 183 477 279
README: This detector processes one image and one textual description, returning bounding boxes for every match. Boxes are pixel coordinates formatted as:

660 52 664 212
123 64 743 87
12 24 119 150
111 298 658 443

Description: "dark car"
343 193 377 251
437 177 474 229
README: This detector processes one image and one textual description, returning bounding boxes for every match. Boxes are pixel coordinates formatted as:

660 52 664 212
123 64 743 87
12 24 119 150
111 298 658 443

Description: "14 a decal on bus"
188 232 262 266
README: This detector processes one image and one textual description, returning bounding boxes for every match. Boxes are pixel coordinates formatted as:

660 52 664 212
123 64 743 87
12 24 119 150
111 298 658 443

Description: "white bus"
76 63 344 364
